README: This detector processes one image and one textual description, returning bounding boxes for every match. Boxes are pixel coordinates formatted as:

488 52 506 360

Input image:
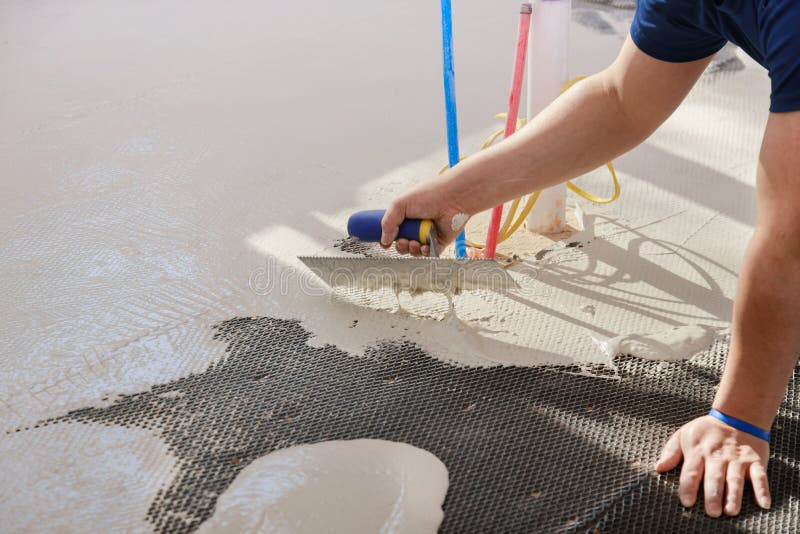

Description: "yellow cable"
499 197 520 235
440 75 621 250
567 162 620 204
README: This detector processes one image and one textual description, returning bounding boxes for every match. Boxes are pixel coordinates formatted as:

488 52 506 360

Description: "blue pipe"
440 0 467 258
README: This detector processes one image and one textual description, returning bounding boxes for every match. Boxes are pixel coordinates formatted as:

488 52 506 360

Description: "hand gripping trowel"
299 210 518 293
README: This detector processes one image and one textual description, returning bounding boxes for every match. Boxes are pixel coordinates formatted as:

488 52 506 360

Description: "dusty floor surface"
0 0 776 531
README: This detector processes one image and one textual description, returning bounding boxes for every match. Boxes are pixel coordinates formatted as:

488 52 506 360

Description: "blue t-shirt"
630 0 800 112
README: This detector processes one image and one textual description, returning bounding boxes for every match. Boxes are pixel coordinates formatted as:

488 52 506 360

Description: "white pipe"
525 0 571 234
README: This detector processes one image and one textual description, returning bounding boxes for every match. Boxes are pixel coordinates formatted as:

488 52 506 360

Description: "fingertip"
724 463 745 517
655 456 678 473
381 202 405 244
724 501 740 517
680 486 699 509
381 230 397 248
655 443 682 473
679 462 703 509
749 463 771 509
395 238 410 255
706 507 722 518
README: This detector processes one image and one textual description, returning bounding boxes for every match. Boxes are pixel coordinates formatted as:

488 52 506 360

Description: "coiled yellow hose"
438 76 621 249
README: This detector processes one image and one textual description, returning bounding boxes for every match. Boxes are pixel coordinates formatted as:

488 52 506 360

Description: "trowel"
299 210 518 293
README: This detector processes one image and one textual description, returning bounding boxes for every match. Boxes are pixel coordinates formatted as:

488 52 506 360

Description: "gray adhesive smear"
573 10 616 35
21 317 800 533
334 236 378 257
450 213 469 233
578 0 635 11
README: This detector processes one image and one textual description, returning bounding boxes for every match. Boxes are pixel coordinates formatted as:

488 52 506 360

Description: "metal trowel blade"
297 256 519 292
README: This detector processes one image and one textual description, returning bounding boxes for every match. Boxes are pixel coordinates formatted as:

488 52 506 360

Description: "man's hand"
380 177 471 256
655 416 771 517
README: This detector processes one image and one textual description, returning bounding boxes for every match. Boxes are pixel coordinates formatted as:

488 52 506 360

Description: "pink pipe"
484 3 532 259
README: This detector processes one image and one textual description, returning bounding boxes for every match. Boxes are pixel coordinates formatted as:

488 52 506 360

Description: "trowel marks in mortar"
197 440 448 534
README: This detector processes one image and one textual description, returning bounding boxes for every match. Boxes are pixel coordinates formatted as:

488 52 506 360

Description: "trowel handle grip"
347 210 434 245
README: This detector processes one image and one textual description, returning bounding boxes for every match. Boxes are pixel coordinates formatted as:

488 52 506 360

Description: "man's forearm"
714 112 800 429
439 71 646 215
714 227 800 428
436 37 712 216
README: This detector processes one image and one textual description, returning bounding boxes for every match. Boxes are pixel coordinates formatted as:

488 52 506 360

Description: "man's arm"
656 111 800 516
380 36 712 254
719 111 800 430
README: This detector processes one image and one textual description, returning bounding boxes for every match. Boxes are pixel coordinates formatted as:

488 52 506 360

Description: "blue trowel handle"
347 209 434 246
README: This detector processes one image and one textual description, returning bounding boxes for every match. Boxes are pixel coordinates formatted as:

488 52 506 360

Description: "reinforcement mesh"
28 316 799 533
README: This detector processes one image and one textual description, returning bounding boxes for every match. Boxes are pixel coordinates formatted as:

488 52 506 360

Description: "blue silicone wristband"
708 408 771 443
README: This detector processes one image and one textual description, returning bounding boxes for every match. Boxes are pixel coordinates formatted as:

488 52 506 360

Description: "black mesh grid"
25 316 800 533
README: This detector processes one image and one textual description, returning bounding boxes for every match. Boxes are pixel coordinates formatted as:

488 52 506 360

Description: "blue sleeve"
630 0 726 63
760 1 800 113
